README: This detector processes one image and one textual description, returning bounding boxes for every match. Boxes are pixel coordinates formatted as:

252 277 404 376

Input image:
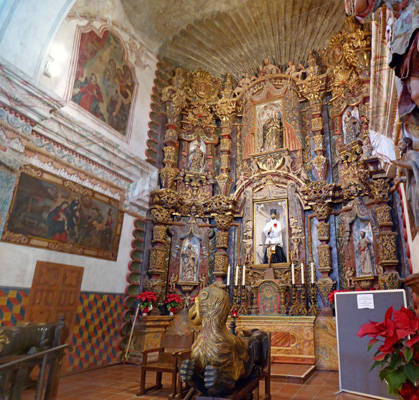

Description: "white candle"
311 262 315 284
227 264 231 286
235 265 239 286
291 263 295 285
242 265 246 286
301 263 304 284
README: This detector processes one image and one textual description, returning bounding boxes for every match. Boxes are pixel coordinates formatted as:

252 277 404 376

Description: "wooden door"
25 261 84 335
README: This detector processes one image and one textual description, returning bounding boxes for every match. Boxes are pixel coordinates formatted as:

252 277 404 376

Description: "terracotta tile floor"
23 364 372 400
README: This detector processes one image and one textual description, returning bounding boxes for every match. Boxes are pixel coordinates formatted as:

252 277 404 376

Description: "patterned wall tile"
0 287 123 372
67 293 123 372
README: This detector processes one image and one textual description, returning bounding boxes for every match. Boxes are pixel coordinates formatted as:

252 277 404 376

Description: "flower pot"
169 312 174 316
142 313 148 316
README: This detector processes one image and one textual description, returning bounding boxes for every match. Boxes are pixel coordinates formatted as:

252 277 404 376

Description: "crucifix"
259 241 276 267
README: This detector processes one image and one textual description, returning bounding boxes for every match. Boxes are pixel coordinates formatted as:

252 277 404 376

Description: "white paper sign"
357 294 374 309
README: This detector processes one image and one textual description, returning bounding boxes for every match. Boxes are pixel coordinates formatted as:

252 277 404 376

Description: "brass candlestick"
299 283 308 315
231 284 239 314
289 284 299 316
308 283 318 316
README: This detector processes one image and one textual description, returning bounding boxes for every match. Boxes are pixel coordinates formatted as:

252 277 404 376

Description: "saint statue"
347 0 419 124
181 244 198 281
262 209 286 264
343 110 361 143
392 137 419 229
189 144 205 172
357 231 375 276
259 58 280 76
262 117 283 151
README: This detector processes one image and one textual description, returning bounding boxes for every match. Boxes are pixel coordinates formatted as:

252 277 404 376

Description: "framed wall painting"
1 166 123 260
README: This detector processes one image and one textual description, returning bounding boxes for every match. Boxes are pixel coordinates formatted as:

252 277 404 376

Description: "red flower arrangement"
136 291 157 314
164 293 183 315
357 306 419 399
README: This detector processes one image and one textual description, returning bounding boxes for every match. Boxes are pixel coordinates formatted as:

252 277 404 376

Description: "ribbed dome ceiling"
121 0 346 80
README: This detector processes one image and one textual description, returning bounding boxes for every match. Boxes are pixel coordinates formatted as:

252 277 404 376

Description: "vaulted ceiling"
120 0 346 80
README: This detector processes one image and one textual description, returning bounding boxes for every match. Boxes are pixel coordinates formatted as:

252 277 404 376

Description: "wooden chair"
137 333 194 399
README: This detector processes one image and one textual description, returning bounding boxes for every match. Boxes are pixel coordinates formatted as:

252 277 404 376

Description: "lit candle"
227 264 231 286
301 263 304 284
291 263 295 285
311 262 315 284
235 265 239 286
242 265 246 286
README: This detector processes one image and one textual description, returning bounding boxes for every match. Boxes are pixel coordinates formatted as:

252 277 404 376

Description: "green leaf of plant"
369 360 386 372
404 364 419 385
379 366 392 382
390 354 403 370
368 339 379 351
403 347 413 363
385 370 407 392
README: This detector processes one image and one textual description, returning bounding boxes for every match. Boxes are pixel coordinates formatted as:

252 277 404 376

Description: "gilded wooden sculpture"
179 284 269 396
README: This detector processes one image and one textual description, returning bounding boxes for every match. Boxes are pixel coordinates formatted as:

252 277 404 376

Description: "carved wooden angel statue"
259 58 280 76
346 0 419 124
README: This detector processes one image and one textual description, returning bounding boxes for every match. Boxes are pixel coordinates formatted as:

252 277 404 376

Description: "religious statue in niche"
347 0 419 125
254 199 288 265
189 139 205 173
342 108 361 144
262 117 283 152
180 238 200 282
392 137 419 237
255 99 284 153
357 231 375 276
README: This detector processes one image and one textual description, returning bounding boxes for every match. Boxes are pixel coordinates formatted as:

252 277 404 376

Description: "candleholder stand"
289 284 299 316
308 283 317 316
231 285 239 313
238 285 248 315
299 283 308 315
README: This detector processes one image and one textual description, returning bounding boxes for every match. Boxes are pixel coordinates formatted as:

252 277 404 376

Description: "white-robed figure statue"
262 209 286 264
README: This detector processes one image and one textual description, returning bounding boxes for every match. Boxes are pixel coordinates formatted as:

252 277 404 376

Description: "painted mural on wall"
71 28 136 136
0 169 17 238
1 167 123 260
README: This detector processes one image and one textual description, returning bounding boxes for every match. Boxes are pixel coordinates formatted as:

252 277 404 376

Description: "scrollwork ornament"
216 230 229 249
151 189 182 209
312 203 332 221
377 232 397 263
375 204 393 227
153 225 168 242
214 214 234 231
378 272 401 290
369 178 390 203
316 222 330 241
317 244 332 271
317 278 336 307
214 253 229 275
150 206 172 224
149 247 169 275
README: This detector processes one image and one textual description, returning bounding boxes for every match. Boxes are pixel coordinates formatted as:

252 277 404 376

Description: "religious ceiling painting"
71 26 137 137
253 198 288 266
1 166 123 260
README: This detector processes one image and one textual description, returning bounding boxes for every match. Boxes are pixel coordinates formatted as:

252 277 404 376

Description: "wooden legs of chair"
137 367 163 396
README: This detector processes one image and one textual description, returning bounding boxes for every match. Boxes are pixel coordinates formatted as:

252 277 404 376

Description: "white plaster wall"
0 213 135 293
0 0 75 79
38 17 158 161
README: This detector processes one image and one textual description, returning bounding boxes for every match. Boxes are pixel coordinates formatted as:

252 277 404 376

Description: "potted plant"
357 306 419 399
164 293 183 315
136 291 157 316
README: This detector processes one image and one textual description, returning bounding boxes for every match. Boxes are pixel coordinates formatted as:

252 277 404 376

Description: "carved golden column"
313 203 336 308
369 178 400 289
160 67 186 190
213 81 236 196
213 213 233 284
147 205 172 300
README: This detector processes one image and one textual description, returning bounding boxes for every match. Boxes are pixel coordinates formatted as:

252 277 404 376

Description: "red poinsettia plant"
136 291 157 314
164 293 183 315
357 306 419 399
